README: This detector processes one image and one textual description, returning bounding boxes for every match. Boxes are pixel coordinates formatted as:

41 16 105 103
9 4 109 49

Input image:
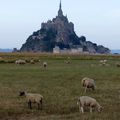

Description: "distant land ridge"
20 1 110 54
111 50 120 54
0 49 12 52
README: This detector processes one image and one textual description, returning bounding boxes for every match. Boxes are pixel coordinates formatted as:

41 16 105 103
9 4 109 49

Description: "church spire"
59 0 62 10
58 0 63 17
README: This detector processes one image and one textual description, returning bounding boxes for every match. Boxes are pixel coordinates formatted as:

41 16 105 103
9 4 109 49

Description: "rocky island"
20 1 110 54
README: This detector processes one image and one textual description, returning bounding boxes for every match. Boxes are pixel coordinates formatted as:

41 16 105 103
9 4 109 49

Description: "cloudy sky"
0 0 120 49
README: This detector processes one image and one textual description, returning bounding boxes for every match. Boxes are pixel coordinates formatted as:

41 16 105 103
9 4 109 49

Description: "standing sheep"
77 96 103 113
81 77 96 93
116 63 120 67
43 62 47 68
15 59 26 65
19 91 43 110
30 59 35 64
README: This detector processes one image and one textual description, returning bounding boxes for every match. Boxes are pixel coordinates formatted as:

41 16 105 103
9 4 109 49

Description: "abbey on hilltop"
20 1 110 54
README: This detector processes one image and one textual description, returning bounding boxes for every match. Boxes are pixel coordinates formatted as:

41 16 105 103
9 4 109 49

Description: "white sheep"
77 96 103 113
64 60 70 64
81 77 96 93
100 60 107 63
116 63 120 67
30 60 35 64
99 59 107 66
19 91 43 110
43 62 47 68
15 59 26 65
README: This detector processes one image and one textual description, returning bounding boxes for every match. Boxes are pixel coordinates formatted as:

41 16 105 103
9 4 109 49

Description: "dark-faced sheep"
77 96 103 113
19 91 43 110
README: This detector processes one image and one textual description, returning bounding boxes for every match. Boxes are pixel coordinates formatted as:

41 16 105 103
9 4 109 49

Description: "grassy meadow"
0 53 120 120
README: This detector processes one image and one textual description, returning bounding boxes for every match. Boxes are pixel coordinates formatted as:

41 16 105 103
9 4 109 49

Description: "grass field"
0 53 120 120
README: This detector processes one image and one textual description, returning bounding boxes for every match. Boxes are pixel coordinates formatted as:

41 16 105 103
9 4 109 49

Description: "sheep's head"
81 79 86 87
19 91 25 96
97 106 103 112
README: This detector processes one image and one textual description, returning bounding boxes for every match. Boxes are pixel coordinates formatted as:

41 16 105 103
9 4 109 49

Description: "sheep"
99 60 108 66
77 96 103 113
103 59 107 63
67 56 71 60
116 63 120 67
81 77 96 93
30 59 35 64
100 60 107 63
64 60 70 64
15 59 26 65
19 91 43 110
43 62 47 68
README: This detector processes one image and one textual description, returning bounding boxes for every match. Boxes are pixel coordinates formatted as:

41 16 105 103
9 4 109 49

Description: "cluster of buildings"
53 46 85 54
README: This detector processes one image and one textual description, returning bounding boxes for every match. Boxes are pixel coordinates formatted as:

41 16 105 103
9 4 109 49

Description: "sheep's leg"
78 105 81 113
90 107 92 113
92 86 95 91
28 101 32 109
81 107 84 113
40 99 43 110
37 103 40 110
85 87 87 93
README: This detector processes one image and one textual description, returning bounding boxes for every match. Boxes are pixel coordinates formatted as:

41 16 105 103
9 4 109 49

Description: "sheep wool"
81 77 96 93
19 91 43 110
77 96 102 113
15 59 26 64
43 62 47 68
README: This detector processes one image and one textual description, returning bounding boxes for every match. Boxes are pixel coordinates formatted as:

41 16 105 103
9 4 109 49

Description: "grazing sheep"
43 62 47 68
99 60 107 66
81 77 96 93
103 59 107 63
67 56 70 60
100 60 107 63
77 96 103 113
64 60 70 64
15 59 26 65
116 63 120 67
19 91 43 110
64 57 71 64
30 60 35 64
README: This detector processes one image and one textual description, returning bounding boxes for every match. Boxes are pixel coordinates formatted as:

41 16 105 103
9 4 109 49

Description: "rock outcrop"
20 2 110 54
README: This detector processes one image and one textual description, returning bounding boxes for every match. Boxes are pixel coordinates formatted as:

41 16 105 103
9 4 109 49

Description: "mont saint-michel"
20 2 110 54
